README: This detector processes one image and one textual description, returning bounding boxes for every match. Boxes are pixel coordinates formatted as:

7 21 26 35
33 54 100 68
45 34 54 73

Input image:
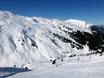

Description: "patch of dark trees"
53 25 104 55
71 25 104 55
53 33 83 50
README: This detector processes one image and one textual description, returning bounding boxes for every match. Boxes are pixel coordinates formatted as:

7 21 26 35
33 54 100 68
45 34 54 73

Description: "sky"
0 0 104 24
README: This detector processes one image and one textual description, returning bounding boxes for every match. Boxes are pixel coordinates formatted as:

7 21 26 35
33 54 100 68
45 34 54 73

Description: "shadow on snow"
0 67 31 78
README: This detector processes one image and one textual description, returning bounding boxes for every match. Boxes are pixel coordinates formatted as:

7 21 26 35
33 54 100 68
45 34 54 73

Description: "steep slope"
0 11 103 68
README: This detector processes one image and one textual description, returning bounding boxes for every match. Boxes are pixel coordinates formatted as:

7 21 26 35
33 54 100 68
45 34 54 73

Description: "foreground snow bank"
8 60 104 78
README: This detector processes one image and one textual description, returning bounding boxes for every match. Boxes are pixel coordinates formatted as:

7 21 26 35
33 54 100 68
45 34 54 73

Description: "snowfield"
8 57 104 78
0 11 104 78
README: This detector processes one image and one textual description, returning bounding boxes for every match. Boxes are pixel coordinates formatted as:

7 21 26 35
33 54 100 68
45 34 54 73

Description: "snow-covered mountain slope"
0 11 103 68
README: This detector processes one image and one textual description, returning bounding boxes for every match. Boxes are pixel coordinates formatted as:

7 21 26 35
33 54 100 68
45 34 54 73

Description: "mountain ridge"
0 11 103 68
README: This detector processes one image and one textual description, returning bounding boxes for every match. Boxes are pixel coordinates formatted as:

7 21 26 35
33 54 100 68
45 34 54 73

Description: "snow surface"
8 55 104 78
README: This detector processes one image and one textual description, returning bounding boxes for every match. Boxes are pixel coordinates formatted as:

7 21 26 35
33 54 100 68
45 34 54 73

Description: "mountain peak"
0 11 14 16
65 19 92 28
0 11 15 20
